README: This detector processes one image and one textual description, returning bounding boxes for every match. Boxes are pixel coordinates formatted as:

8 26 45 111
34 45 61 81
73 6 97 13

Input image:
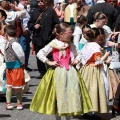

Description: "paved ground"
0 53 120 120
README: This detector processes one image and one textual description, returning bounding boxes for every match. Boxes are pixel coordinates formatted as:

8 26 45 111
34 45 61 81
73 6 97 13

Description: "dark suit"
28 7 59 74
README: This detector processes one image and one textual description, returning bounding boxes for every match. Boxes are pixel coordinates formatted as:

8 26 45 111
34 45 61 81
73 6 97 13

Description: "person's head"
1 1 11 11
37 0 46 9
67 0 74 4
19 0 26 6
77 0 81 4
24 0 30 7
0 9 7 22
55 23 72 42
82 24 91 40
94 12 107 28
11 0 19 6
4 25 16 40
110 0 118 7
97 28 106 45
85 27 100 42
77 15 88 27
55 2 62 9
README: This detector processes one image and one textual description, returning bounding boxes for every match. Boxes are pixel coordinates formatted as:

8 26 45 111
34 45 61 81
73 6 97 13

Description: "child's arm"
70 43 81 65
37 44 59 66
101 51 110 61
95 51 110 66
37 44 52 63
107 41 120 48
12 42 25 65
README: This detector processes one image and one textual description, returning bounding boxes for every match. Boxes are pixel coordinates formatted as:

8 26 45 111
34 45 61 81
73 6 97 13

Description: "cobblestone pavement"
0 54 120 120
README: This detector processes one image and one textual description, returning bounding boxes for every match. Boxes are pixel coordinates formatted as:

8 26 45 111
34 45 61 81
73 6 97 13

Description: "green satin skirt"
30 67 92 116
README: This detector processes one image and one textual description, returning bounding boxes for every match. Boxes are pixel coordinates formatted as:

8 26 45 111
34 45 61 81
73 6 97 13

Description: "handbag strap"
35 7 48 24
112 44 117 52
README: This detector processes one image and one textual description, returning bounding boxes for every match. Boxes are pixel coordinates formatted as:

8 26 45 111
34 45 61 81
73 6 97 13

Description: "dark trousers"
113 83 120 107
34 44 46 74
18 35 30 68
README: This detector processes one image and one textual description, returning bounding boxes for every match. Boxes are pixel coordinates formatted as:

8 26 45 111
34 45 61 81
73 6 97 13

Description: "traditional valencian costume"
4 38 25 89
80 42 109 113
0 36 30 93
30 39 92 116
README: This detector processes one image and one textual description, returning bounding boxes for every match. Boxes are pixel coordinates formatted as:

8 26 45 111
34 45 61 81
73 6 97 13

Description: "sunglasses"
37 0 45 3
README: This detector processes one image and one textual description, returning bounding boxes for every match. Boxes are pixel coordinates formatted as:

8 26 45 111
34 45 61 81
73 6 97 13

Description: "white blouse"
0 36 6 55
5 10 26 25
73 26 82 51
37 39 80 63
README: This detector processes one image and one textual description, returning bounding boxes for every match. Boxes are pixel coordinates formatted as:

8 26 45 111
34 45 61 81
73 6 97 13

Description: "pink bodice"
52 46 71 70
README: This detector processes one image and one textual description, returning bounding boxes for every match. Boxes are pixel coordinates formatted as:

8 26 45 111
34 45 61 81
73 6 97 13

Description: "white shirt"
96 0 105 3
18 3 30 30
73 26 82 50
5 10 26 25
69 4 74 17
0 36 6 55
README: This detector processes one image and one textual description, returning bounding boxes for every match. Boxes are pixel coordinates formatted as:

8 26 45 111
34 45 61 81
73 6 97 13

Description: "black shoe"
25 67 33 72
83 113 92 119
83 113 101 120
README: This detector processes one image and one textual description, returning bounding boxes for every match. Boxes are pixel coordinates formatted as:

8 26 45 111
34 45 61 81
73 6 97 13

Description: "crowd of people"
0 0 120 119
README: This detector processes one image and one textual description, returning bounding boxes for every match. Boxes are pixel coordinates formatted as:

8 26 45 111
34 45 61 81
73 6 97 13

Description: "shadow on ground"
0 114 11 118
23 104 30 109
72 113 115 120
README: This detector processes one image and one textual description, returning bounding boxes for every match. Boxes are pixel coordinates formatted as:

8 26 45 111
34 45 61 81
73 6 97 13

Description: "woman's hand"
107 41 115 47
110 32 120 40
47 61 59 67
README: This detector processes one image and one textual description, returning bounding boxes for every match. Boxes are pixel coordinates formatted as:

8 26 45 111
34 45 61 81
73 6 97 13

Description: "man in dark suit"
28 0 59 78
87 0 118 30
110 0 120 15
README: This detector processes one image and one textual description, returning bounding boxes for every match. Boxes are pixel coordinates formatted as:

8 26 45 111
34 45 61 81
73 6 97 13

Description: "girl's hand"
71 59 79 65
105 58 112 64
47 61 59 67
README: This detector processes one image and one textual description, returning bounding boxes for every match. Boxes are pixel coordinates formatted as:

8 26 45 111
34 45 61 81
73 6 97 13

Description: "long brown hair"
55 23 71 34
